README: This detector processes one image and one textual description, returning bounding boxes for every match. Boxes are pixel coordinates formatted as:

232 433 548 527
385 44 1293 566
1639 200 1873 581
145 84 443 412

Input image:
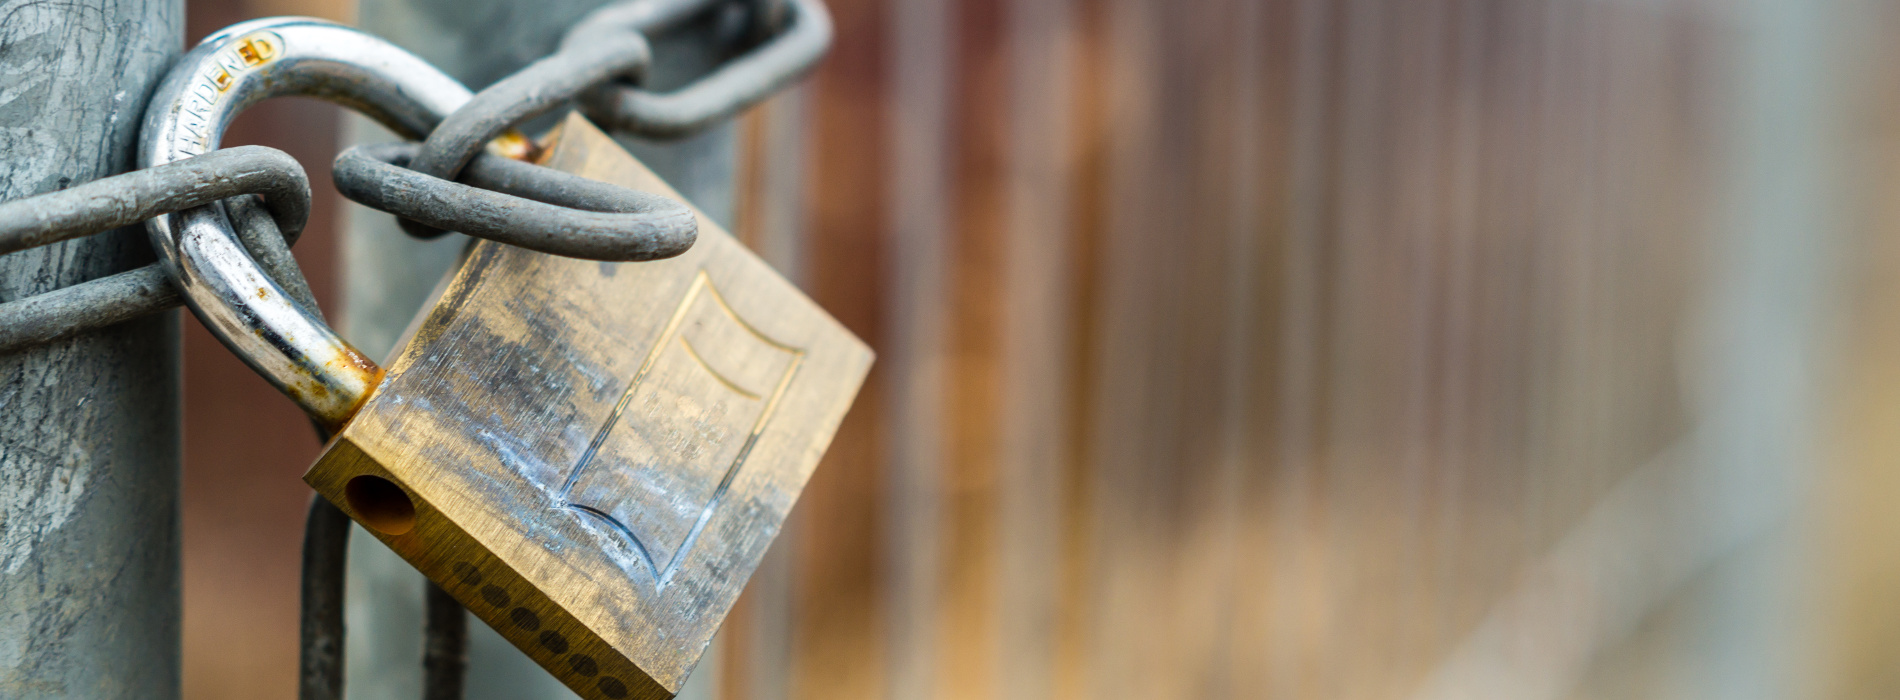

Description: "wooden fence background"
171 0 1900 698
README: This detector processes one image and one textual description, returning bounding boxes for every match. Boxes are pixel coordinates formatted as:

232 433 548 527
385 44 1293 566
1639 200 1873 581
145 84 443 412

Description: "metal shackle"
141 17 474 430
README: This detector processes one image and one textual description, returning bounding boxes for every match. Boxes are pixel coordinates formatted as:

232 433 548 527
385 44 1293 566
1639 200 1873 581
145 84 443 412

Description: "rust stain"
236 37 275 66
487 129 542 162
321 344 386 433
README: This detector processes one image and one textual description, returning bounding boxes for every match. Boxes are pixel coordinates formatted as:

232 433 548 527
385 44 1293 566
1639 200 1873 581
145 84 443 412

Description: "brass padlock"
140 19 869 699
312 115 870 698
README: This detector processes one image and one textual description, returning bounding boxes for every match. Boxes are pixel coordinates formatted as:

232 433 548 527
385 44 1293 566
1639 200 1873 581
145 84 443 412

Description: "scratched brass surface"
303 113 872 700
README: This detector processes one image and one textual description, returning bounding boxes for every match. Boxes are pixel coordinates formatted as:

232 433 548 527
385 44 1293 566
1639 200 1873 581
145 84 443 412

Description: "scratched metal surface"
0 1 184 698
314 114 869 698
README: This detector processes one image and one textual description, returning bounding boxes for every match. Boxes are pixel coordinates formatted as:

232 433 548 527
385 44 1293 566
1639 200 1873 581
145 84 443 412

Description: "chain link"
338 142 698 261
0 146 310 353
393 4 662 240
580 0 829 138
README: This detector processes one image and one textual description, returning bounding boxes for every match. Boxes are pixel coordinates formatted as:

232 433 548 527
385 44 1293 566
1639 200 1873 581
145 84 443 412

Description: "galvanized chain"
388 2 665 240
580 0 828 138
338 143 698 260
0 146 312 353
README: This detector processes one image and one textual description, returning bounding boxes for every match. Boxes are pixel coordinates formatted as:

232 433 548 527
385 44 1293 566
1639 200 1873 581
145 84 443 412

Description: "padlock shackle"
141 17 474 430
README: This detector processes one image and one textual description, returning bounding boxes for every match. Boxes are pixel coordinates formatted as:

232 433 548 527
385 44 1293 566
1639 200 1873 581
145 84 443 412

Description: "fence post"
0 1 185 698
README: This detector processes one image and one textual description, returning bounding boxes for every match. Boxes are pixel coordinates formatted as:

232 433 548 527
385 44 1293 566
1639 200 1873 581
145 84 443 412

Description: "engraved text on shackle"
177 32 281 156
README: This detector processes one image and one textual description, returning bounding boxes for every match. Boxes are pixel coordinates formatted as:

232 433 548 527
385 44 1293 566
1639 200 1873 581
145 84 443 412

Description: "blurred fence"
721 0 1871 699
165 0 1900 698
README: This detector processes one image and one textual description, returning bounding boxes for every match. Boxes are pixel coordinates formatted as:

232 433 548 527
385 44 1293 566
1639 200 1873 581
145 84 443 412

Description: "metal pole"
341 2 735 697
0 1 184 699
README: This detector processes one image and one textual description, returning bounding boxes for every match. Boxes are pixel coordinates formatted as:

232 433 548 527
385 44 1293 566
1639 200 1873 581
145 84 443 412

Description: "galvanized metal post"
342 2 736 697
0 1 184 698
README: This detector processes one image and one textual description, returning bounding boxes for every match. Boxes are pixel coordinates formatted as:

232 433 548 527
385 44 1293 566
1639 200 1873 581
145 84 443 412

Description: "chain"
390 0 667 241
0 146 311 353
582 0 828 138
0 0 829 356
337 142 698 260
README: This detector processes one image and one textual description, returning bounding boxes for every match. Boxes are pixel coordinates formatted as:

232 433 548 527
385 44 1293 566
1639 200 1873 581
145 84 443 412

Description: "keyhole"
346 474 417 535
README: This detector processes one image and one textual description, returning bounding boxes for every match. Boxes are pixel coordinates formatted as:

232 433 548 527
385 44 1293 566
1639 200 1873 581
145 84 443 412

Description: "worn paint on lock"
303 114 872 700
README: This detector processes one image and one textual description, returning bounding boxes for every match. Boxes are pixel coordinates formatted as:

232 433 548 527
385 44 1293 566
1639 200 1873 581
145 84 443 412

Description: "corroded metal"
140 17 472 430
139 17 710 430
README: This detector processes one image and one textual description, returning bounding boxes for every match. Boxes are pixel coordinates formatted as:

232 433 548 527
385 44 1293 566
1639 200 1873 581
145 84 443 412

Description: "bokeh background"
172 0 1900 699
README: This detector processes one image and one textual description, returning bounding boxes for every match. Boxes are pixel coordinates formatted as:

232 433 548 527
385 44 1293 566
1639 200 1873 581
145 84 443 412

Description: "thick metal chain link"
582 0 829 138
0 146 312 353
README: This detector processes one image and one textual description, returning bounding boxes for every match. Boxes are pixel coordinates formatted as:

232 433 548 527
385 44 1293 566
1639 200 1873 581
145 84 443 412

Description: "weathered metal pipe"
0 1 185 697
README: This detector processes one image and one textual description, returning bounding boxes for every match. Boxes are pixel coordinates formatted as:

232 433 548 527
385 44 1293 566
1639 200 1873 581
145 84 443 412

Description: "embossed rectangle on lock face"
303 114 871 699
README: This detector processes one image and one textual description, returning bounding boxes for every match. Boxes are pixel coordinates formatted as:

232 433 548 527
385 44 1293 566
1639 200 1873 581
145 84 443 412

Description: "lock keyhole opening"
346 475 417 535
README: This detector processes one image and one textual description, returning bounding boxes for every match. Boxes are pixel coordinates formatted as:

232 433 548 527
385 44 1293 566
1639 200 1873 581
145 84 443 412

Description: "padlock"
140 19 871 700
318 115 870 699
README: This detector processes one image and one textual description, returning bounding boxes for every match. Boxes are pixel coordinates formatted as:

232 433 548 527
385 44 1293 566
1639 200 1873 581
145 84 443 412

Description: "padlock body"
305 115 871 700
